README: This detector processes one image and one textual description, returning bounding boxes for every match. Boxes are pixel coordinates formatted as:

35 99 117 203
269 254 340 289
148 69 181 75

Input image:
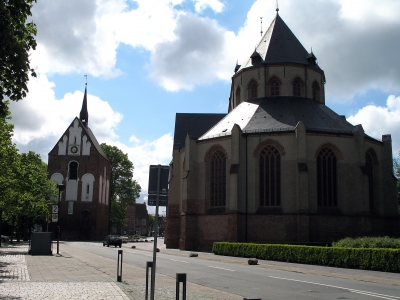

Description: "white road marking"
208 266 235 272
170 259 188 263
269 276 399 300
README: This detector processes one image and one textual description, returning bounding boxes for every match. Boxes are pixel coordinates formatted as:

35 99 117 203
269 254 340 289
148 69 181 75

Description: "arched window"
210 149 226 207
259 145 281 206
366 151 375 210
68 161 78 180
248 80 258 100
270 77 280 96
317 147 337 207
235 86 241 106
293 78 301 97
312 81 320 101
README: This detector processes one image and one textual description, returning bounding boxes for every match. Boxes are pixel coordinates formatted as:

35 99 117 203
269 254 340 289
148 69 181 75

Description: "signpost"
147 165 169 300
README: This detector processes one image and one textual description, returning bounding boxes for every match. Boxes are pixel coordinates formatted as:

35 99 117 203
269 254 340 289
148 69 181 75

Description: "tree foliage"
0 102 56 242
0 0 37 116
100 143 141 229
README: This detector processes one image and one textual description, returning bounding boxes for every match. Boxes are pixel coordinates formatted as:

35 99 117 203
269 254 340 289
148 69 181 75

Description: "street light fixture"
57 184 65 254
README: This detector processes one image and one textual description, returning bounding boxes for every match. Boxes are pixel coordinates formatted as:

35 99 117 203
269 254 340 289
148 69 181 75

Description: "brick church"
48 86 111 240
166 10 399 251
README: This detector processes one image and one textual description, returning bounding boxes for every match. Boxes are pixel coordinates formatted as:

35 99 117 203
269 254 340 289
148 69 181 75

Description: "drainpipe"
245 135 248 242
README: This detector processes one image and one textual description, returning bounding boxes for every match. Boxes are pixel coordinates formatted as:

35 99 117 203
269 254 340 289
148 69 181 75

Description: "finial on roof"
260 17 263 36
276 0 279 12
84 74 87 86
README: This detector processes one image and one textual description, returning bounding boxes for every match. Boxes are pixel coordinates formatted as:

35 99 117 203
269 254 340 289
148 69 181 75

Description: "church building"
48 86 111 240
166 11 399 251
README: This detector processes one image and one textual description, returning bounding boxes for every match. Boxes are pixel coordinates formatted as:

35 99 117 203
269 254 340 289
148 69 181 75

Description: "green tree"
148 214 155 235
4 151 56 242
100 143 141 230
0 102 18 244
0 0 37 116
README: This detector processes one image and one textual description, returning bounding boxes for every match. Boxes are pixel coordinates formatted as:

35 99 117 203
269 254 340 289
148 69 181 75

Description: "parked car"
120 236 129 243
1 235 9 243
103 235 122 248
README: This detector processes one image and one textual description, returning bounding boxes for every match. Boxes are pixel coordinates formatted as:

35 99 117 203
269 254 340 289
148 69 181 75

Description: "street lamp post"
57 184 65 254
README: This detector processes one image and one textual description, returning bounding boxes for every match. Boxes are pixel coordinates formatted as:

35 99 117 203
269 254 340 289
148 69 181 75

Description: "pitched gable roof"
174 113 226 150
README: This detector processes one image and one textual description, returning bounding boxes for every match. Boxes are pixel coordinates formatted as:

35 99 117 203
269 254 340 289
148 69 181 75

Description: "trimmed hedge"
212 242 400 273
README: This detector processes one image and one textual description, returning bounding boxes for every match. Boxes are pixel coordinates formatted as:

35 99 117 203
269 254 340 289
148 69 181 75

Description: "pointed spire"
80 76 89 127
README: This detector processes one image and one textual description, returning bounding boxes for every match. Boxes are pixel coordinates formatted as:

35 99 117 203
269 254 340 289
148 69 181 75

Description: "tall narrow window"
68 161 78 180
235 86 241 106
259 145 281 206
317 147 337 207
293 78 301 97
210 150 226 207
248 80 258 100
366 151 375 210
312 81 320 101
270 78 280 96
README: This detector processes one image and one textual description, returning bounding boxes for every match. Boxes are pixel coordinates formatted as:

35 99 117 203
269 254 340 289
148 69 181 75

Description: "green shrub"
212 242 400 273
332 236 400 249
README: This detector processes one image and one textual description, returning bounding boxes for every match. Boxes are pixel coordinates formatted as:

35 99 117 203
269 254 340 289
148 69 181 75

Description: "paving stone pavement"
0 243 129 300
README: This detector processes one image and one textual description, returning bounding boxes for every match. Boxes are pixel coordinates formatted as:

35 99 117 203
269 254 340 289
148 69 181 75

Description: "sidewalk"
0 243 129 300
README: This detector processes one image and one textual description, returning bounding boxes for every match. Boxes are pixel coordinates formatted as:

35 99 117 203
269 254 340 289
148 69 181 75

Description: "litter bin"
29 232 52 255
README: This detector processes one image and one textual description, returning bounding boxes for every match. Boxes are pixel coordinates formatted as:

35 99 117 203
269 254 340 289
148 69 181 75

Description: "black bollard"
117 250 123 282
146 261 153 300
176 273 187 300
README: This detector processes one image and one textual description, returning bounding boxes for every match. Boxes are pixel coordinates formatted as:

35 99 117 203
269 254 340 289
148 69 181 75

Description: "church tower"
48 86 111 240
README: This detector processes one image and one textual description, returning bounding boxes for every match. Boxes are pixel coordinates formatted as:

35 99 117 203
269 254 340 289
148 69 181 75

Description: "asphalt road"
66 241 400 300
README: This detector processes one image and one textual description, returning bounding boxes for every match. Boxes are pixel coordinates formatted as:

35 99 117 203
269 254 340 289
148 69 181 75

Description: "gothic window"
293 78 301 97
270 77 280 96
248 80 258 100
235 86 241 105
312 81 320 101
366 151 375 210
317 147 337 207
210 149 226 207
259 145 281 206
68 161 78 180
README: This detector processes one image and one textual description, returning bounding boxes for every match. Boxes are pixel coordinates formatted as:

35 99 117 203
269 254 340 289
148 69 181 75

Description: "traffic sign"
52 214 58 222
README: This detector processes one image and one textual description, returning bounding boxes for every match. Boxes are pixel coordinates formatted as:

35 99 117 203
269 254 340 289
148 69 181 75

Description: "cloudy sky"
9 0 400 212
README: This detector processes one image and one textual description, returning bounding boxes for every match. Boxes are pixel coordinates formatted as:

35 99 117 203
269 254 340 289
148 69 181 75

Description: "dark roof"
174 113 226 150
80 87 89 127
199 97 355 140
240 13 321 70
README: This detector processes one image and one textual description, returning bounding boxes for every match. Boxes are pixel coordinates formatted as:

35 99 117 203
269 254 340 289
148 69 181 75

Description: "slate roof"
199 97 355 140
174 113 226 150
240 13 321 70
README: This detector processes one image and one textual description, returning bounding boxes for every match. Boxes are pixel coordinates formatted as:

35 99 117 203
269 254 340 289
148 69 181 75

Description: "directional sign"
148 165 169 206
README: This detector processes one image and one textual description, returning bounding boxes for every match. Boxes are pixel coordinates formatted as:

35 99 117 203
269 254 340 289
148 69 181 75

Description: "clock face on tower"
70 146 78 154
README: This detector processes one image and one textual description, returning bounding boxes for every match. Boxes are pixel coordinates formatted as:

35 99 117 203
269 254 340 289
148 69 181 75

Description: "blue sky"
9 0 400 212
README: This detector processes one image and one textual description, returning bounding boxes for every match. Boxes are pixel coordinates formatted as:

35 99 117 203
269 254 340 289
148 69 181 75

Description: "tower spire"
80 75 89 128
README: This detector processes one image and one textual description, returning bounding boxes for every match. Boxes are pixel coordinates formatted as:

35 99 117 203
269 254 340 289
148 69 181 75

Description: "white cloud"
194 0 224 13
149 13 232 91
347 95 400 154
9 74 122 160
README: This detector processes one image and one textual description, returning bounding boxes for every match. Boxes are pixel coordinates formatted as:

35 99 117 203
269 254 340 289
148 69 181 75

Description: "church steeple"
80 85 89 128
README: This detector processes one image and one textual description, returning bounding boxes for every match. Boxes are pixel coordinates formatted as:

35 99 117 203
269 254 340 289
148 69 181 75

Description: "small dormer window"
248 80 258 100
270 77 280 96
